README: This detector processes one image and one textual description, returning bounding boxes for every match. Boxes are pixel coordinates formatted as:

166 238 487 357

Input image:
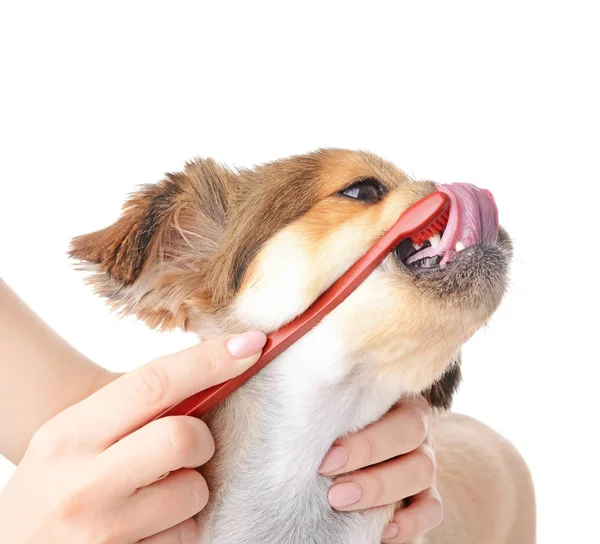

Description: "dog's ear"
69 159 234 331
421 356 462 410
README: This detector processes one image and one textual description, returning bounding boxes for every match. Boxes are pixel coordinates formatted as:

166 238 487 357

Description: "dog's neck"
200 321 403 544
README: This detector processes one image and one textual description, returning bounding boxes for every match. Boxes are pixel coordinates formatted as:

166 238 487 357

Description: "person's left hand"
318 397 443 543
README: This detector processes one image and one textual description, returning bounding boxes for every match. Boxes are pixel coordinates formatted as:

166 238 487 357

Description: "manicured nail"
226 331 267 359
382 522 399 540
328 481 363 508
319 445 349 474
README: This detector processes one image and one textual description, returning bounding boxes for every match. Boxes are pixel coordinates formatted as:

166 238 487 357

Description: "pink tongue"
406 183 499 266
436 182 499 249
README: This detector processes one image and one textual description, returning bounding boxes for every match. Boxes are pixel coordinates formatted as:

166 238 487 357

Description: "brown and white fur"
70 149 533 543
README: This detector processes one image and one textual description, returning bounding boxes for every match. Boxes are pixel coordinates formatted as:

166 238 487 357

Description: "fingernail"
226 331 267 359
319 445 349 474
328 482 363 508
382 522 399 540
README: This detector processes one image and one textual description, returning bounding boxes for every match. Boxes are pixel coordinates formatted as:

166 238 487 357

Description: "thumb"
162 331 268 390
57 331 267 450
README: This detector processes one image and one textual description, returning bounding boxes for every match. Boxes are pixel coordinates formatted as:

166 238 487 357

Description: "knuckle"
165 418 198 458
28 421 56 452
129 364 170 406
428 498 444 528
370 474 387 504
403 405 428 446
414 449 436 486
178 517 200 544
395 513 419 542
198 424 216 463
355 433 375 466
200 345 228 378
56 485 91 522
55 487 120 544
29 420 72 457
186 471 210 513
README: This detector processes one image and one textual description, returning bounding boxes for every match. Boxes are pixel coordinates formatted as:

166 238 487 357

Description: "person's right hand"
0 331 267 544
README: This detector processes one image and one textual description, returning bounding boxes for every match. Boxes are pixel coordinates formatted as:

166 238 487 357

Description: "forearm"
0 279 115 464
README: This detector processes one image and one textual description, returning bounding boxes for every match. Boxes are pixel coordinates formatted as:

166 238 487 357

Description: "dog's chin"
393 226 512 310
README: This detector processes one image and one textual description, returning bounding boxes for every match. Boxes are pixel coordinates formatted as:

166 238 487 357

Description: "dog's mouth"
395 183 499 273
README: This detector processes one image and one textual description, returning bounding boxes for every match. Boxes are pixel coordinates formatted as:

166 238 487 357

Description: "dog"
70 149 530 543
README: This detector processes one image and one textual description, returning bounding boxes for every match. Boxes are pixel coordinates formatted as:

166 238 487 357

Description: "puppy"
71 149 515 543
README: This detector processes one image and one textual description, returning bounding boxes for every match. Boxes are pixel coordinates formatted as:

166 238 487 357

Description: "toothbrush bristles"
410 209 449 245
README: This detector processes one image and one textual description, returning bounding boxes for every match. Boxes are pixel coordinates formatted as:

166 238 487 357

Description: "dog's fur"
70 149 531 543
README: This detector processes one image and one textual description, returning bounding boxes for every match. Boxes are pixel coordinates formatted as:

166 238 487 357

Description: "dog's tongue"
402 182 500 267
434 183 499 263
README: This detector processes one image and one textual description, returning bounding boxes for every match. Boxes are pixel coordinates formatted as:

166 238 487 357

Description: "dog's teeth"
412 242 422 250
455 241 465 251
428 233 441 248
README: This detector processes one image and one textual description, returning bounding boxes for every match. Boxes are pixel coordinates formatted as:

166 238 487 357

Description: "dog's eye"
339 178 386 203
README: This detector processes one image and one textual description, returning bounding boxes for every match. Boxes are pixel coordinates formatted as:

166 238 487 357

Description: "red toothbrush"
156 191 450 420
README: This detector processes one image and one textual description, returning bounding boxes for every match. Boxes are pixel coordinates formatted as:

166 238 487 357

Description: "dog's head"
70 149 511 408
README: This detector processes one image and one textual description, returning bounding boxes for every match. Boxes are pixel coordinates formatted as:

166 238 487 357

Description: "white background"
1 2 599 542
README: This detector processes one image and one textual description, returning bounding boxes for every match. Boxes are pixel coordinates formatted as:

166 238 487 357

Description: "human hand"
319 397 443 543
0 331 267 544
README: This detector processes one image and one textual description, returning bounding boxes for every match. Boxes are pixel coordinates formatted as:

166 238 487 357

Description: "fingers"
138 516 199 543
138 517 199 543
57 331 266 450
319 397 431 476
99 416 214 490
328 445 435 511
381 487 444 543
124 468 208 542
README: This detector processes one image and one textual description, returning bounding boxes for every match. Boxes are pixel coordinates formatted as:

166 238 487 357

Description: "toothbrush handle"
154 191 449 419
